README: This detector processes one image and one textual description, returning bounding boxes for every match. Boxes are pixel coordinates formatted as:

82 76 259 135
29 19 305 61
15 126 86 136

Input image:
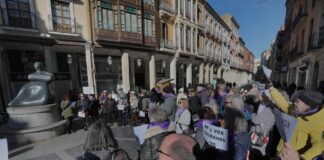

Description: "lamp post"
107 55 112 66
137 59 142 68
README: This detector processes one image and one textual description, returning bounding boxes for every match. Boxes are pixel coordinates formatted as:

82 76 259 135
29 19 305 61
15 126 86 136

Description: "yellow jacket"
270 87 324 160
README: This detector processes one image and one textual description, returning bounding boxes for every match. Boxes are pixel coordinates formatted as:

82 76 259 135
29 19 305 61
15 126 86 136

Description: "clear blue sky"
208 0 286 58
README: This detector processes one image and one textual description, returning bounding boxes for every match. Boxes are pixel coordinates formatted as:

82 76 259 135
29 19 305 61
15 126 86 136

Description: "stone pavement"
9 125 140 160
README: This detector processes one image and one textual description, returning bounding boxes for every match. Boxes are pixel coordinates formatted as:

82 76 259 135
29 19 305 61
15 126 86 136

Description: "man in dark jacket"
101 93 116 124
188 88 201 115
88 95 100 124
77 93 90 130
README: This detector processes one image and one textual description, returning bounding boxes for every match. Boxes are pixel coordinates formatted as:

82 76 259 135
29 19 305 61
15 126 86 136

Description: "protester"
177 87 188 103
160 86 177 121
270 86 324 159
117 88 129 126
149 86 162 109
129 91 139 125
197 86 208 106
77 93 90 131
188 88 202 116
138 89 149 124
158 133 202 160
223 94 252 160
215 84 227 113
83 120 130 160
61 94 75 134
250 90 275 158
175 98 191 134
140 107 175 160
194 106 219 148
101 93 116 125
88 95 100 124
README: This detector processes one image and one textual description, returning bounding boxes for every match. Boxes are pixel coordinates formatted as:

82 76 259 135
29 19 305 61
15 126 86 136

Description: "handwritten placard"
82 86 94 94
203 123 228 151
273 108 298 142
0 139 8 160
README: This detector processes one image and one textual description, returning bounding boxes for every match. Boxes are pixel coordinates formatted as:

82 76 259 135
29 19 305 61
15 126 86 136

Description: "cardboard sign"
0 139 8 160
262 65 272 79
82 86 94 94
133 124 148 145
273 108 298 142
203 123 228 151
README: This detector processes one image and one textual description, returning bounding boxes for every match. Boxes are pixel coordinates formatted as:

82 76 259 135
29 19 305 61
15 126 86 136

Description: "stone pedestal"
0 104 65 146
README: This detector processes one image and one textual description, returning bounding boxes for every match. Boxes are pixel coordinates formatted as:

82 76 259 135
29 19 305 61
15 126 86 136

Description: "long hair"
84 120 118 152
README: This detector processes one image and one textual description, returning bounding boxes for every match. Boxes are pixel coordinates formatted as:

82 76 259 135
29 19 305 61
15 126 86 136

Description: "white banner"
82 86 94 94
133 124 148 145
203 123 228 151
273 108 298 142
262 65 272 79
0 139 8 160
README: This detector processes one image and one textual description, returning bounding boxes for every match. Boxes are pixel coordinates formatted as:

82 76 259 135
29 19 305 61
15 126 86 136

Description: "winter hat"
297 91 324 109
163 86 174 94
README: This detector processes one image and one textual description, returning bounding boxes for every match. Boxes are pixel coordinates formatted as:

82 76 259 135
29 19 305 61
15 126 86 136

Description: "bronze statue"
8 62 55 107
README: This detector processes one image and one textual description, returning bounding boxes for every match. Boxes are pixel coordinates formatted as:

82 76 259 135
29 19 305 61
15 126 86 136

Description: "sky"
208 0 286 58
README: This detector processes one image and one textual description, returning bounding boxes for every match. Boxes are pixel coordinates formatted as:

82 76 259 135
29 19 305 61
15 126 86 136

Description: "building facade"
269 0 324 90
0 0 253 112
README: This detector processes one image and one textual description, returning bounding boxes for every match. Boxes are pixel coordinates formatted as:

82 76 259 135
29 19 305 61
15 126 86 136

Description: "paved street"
9 125 140 160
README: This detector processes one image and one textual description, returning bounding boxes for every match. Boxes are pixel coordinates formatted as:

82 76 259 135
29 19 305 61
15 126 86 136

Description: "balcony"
308 26 324 50
292 10 308 30
288 46 303 62
0 7 36 29
198 48 204 56
160 39 174 49
159 1 175 17
49 15 82 34
198 20 205 27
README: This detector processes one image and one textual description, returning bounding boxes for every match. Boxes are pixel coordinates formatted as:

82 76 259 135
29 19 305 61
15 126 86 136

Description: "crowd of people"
61 80 324 160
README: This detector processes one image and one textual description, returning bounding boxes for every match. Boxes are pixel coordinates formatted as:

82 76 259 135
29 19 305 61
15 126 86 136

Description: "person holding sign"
269 87 324 160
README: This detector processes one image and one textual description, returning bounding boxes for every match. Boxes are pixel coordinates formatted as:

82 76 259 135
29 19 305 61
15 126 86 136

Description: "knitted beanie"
297 91 324 109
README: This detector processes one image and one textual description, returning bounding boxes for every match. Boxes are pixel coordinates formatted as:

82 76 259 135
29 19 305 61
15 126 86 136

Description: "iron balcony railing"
49 15 82 34
0 7 36 29
160 1 175 14
292 9 308 30
160 39 174 49
198 48 204 55
308 26 324 50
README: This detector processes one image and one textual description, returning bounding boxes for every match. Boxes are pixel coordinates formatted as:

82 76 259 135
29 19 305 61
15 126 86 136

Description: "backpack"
105 149 131 160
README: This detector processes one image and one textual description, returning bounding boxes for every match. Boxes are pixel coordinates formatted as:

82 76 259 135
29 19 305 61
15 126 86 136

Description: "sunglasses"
156 149 177 160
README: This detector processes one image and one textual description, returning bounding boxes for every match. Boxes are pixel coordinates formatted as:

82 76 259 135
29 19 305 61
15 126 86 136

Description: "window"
6 0 32 28
312 0 316 8
124 6 138 33
97 1 115 30
144 0 154 6
52 0 71 32
144 13 154 36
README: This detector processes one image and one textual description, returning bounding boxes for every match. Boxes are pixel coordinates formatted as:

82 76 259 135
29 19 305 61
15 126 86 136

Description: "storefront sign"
53 73 71 80
10 73 29 81
203 123 228 151
83 86 95 94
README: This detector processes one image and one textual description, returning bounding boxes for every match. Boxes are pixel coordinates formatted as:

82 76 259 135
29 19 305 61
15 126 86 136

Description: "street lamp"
162 60 166 69
107 55 112 66
137 59 142 67
180 64 184 70
67 54 72 64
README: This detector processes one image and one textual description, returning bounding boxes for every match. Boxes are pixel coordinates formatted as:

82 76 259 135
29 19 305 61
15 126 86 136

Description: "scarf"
176 108 187 118
164 93 176 99
293 106 320 116
147 120 170 130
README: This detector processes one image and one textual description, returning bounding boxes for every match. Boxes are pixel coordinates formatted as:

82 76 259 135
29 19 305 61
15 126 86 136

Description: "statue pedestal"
0 104 65 146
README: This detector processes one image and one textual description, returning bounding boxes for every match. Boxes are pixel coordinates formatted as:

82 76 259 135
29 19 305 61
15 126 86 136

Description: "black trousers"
65 116 74 133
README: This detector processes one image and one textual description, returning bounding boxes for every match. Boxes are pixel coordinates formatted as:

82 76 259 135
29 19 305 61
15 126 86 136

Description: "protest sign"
133 124 148 145
262 65 272 79
83 86 94 94
273 108 298 142
0 139 8 160
203 123 228 151
258 83 266 91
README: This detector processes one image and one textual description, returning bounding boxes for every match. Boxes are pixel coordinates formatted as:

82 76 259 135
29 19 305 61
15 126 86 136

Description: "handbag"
250 124 269 147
